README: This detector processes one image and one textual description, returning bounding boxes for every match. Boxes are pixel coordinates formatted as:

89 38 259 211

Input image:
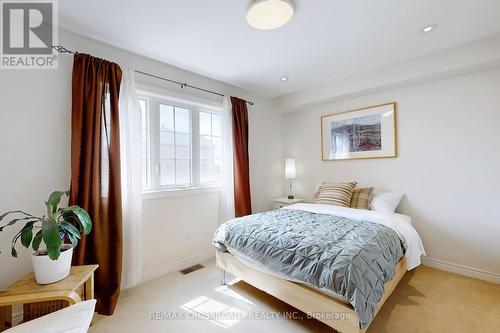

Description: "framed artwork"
321 102 397 161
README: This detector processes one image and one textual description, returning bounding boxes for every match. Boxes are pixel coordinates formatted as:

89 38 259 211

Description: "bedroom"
0 0 499 332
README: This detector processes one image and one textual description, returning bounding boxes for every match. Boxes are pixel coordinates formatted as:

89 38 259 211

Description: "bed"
213 203 425 333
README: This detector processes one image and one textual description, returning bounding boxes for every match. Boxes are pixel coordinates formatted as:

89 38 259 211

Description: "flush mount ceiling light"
247 0 295 30
422 24 437 33
280 76 289 81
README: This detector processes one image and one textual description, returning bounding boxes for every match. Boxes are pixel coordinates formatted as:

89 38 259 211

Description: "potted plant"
0 190 92 284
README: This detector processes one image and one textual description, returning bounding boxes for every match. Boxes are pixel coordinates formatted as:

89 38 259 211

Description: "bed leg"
220 269 226 286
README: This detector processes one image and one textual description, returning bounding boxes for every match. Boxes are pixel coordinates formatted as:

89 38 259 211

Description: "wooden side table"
273 197 304 209
0 264 98 331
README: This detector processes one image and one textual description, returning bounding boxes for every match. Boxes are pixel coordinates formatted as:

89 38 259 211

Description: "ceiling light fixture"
247 0 295 30
422 24 437 33
280 76 289 81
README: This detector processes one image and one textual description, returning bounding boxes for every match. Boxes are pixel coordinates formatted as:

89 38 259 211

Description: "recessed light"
280 76 289 81
422 24 437 33
247 0 295 30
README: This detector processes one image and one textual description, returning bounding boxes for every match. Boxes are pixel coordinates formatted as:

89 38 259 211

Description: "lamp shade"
285 158 296 179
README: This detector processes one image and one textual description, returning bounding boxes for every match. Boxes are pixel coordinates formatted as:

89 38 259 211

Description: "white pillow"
370 192 404 213
5 300 96 333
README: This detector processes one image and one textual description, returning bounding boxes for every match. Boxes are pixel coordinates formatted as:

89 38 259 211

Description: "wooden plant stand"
0 265 98 331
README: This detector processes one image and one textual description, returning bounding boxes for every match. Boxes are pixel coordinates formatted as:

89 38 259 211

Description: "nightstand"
273 197 304 209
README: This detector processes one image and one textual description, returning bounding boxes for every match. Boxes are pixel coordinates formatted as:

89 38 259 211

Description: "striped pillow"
350 187 375 210
315 182 357 207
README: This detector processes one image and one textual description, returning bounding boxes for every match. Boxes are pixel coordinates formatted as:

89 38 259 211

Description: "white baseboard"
141 250 215 283
422 257 500 284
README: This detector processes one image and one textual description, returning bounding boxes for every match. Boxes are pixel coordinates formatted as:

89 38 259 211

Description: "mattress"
227 246 348 303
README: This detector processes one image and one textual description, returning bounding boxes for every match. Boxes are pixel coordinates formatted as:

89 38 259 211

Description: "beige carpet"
90 259 500 333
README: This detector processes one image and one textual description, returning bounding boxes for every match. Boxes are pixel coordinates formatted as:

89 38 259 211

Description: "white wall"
0 29 284 290
283 68 500 277
141 191 221 281
0 67 72 290
275 34 500 113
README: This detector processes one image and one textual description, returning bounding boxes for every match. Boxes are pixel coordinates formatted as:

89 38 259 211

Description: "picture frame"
321 102 397 161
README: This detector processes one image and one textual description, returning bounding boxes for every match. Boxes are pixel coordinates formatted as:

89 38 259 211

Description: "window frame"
138 98 152 189
137 88 223 197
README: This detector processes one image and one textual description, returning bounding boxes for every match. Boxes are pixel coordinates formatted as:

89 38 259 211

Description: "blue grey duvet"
213 208 406 328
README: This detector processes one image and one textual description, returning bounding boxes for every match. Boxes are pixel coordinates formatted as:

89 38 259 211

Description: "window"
200 111 222 184
159 104 192 186
139 92 222 193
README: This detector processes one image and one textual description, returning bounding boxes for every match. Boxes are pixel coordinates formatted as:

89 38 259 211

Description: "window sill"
142 186 220 200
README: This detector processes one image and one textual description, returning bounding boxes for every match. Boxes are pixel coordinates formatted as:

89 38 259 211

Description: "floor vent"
179 264 205 275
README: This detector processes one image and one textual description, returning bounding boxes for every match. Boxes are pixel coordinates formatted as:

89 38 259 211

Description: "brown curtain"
231 97 252 217
69 53 123 315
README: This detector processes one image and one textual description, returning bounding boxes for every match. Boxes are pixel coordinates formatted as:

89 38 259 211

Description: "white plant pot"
31 244 73 284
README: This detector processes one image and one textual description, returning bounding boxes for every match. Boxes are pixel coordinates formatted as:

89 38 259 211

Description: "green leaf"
67 232 79 248
0 210 37 222
32 230 43 251
61 222 81 240
61 206 92 235
46 191 69 217
20 222 34 248
10 231 22 258
0 217 40 232
42 217 62 250
60 221 81 249
46 246 61 260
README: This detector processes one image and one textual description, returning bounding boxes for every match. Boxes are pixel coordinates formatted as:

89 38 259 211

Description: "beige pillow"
315 182 358 207
350 187 375 210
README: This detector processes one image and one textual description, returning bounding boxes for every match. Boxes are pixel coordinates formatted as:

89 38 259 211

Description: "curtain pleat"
69 53 123 315
230 97 252 217
119 69 143 290
219 96 235 223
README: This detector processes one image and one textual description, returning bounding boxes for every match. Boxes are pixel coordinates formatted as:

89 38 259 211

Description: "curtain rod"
52 45 254 106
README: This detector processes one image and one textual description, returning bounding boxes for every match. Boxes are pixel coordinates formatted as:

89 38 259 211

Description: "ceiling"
59 0 500 97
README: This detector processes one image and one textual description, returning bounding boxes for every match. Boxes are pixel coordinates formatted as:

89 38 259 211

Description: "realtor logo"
1 0 58 69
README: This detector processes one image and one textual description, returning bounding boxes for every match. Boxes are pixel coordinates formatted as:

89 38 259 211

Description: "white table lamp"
285 158 296 199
